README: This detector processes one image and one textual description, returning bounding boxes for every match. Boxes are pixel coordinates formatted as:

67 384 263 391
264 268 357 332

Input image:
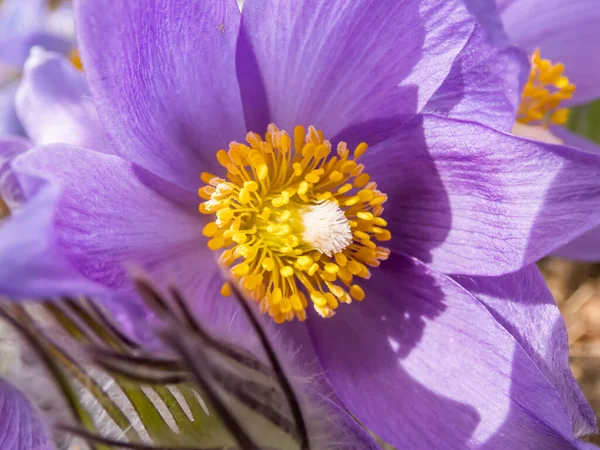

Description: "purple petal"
16 48 108 150
423 24 529 132
454 266 597 437
552 126 600 156
554 227 600 262
237 0 474 142
362 114 600 276
0 170 105 299
11 144 245 329
75 0 246 191
0 136 29 177
498 0 600 105
306 253 587 449
0 32 70 68
0 379 52 450
0 81 24 137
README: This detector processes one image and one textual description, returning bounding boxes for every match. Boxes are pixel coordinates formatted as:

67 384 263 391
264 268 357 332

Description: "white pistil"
300 201 352 257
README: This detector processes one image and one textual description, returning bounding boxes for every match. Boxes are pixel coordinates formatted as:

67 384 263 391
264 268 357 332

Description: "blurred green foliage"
567 99 600 145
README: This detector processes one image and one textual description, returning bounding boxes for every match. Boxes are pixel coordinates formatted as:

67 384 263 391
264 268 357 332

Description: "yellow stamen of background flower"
517 49 575 128
68 48 83 71
199 124 391 323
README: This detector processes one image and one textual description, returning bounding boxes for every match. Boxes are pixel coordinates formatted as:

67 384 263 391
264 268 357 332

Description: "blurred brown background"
540 257 600 445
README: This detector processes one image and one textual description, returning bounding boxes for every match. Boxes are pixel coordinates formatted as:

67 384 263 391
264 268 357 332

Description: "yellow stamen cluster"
199 124 391 323
517 49 575 127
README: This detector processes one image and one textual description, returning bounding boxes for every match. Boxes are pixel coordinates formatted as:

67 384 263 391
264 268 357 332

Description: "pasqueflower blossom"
495 0 600 260
7 0 600 448
0 0 76 136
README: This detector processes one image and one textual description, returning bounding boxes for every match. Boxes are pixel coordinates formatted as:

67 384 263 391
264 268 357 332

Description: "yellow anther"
294 125 306 152
518 49 575 128
308 263 320 276
340 160 357 174
280 297 292 314
202 222 218 237
354 142 368 159
257 164 269 180
216 208 234 222
238 188 251 204
325 293 339 309
350 285 365 301
324 263 339 275
280 266 294 277
232 263 251 276
334 253 348 267
216 149 231 167
290 294 303 312
305 171 321 183
293 163 303 176
207 237 225 251
199 124 390 323
337 184 353 195
201 172 217 184
297 255 314 270
311 292 328 307
344 196 360 206
280 210 292 221
232 232 248 244
220 283 232 297
244 180 259 192
329 171 344 182
354 173 370 188
262 258 275 271
272 288 283 305
261 207 272 222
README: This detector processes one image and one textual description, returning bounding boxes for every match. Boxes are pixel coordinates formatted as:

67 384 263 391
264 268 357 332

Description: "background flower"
0 0 75 137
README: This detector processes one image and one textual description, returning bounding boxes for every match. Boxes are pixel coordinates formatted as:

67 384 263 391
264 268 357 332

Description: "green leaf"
566 99 600 145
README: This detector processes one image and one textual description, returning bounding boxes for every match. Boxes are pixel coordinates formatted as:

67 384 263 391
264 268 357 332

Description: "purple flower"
495 0 600 260
497 0 600 106
8 0 600 447
0 0 75 137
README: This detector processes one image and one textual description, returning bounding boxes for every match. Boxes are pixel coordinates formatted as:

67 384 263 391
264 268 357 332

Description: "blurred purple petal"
454 266 597 437
0 170 104 299
0 379 52 450
307 253 585 449
0 32 70 68
237 0 474 142
75 0 246 191
362 114 600 275
498 0 600 105
16 48 108 150
0 81 23 137
0 136 29 175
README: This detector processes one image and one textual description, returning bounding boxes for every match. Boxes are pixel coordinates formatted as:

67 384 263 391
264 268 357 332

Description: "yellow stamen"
68 48 83 71
517 49 575 128
199 124 391 323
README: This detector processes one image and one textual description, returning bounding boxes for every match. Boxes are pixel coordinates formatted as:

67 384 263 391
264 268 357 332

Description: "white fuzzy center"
300 201 352 256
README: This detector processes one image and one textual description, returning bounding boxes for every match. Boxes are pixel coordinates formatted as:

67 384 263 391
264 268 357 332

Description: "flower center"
517 49 575 128
199 124 391 323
